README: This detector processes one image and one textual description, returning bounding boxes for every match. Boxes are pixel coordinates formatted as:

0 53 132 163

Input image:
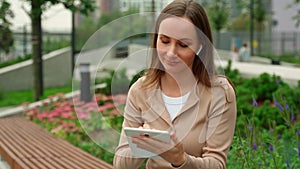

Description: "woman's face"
156 17 200 73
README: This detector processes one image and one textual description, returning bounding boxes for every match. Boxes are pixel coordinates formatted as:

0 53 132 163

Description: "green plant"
224 60 300 168
0 85 71 107
0 54 31 69
223 60 244 86
43 37 70 54
95 68 131 95
228 95 300 168
0 0 14 54
0 89 3 101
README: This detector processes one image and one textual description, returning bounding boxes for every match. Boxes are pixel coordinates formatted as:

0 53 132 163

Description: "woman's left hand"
131 130 186 166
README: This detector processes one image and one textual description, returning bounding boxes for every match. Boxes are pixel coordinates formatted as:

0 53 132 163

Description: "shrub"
95 68 131 95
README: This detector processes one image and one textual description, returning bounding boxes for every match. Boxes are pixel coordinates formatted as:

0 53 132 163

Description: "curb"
0 91 79 118
0 83 106 118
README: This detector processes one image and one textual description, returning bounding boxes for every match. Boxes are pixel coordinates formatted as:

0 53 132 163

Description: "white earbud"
196 45 202 55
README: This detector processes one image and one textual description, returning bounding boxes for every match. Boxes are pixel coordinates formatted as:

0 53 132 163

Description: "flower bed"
23 93 126 165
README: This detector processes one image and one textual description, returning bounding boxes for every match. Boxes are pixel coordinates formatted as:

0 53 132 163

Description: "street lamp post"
79 63 92 102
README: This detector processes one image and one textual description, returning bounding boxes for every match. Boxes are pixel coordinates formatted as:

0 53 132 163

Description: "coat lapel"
174 83 200 120
146 88 172 126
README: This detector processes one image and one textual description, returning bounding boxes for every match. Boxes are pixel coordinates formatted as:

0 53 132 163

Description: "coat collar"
146 82 201 125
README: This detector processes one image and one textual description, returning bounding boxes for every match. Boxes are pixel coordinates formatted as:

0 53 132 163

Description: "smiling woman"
157 17 199 73
113 1 237 169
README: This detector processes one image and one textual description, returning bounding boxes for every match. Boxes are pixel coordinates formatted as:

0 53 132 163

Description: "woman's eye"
179 42 189 48
161 39 169 44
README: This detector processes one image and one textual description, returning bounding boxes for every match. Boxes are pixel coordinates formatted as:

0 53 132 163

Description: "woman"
230 46 240 62
113 0 236 168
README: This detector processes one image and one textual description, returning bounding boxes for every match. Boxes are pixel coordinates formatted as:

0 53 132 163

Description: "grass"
0 85 72 107
260 53 300 65
0 55 32 69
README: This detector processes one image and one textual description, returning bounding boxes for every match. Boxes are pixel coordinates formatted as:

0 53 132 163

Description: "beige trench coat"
114 75 236 169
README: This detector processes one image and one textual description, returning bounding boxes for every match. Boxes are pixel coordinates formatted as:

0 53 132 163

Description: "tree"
230 0 267 55
202 0 231 49
290 0 300 27
252 0 266 54
22 0 95 101
76 7 147 51
0 0 14 54
231 0 267 31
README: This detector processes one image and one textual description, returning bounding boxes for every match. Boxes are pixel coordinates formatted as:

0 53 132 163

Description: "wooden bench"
0 116 113 169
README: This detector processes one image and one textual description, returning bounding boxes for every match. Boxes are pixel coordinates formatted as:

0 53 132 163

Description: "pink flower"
63 106 73 112
85 106 98 113
77 112 91 119
55 93 65 98
74 100 86 106
51 125 63 133
82 102 98 109
26 109 38 117
113 94 127 105
55 119 63 124
63 123 75 128
37 113 49 120
100 103 115 111
70 127 79 133
60 112 74 119
41 101 49 106
49 110 61 118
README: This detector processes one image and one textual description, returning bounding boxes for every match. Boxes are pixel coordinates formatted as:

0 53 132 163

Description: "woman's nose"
166 44 177 57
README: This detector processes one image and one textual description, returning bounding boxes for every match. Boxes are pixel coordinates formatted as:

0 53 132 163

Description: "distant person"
230 46 240 62
239 43 250 62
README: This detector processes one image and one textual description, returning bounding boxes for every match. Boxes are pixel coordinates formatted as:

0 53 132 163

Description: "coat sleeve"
113 81 146 169
178 78 237 169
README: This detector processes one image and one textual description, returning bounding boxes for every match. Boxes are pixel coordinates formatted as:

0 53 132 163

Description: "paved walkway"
217 50 300 87
227 60 300 87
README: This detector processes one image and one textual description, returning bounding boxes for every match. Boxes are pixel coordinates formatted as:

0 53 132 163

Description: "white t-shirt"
162 92 190 121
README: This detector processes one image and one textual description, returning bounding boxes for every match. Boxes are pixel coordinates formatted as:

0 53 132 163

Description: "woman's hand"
132 125 186 167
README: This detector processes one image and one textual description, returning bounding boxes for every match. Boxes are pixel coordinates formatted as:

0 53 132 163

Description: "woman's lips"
165 59 180 66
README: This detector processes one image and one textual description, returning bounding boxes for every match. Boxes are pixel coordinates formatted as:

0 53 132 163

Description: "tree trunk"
31 0 43 101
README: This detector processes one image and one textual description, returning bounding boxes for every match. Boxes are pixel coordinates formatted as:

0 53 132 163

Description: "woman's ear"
196 45 203 56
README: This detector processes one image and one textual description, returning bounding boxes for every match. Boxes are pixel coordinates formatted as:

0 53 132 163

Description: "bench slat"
0 116 113 169
1 124 42 159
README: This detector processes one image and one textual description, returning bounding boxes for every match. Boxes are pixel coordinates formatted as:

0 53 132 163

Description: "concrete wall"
0 47 72 91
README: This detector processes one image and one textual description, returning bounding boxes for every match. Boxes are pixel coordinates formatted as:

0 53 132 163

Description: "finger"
134 136 170 154
170 132 180 145
143 123 151 129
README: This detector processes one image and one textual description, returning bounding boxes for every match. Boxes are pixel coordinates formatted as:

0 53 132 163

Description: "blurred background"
1 0 300 101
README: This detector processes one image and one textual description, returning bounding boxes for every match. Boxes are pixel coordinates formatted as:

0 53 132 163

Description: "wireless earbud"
196 45 202 55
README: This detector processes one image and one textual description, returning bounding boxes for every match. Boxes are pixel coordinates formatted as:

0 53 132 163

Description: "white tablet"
124 127 171 158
